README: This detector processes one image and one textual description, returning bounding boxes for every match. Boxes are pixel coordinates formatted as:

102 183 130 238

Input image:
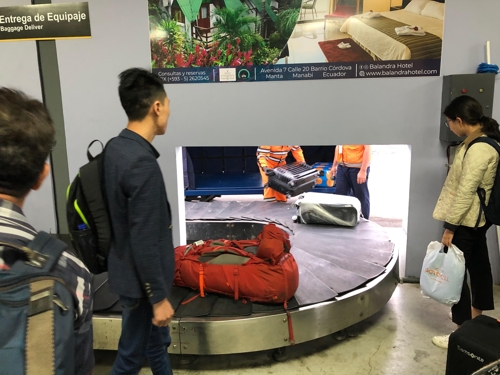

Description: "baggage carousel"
92 200 399 356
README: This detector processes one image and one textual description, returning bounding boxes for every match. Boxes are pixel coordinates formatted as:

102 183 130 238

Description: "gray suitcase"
293 192 361 227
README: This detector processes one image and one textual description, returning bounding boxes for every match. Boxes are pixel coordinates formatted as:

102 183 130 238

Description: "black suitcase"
267 162 319 197
446 315 500 375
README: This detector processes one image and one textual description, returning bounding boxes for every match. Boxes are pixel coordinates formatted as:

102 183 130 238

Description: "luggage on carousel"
293 192 361 227
446 315 500 375
174 224 299 303
267 162 319 197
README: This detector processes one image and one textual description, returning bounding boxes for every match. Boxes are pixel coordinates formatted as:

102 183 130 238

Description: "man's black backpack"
465 137 500 227
66 140 111 274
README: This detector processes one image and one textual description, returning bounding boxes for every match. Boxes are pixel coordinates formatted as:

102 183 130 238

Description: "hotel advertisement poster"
148 0 444 84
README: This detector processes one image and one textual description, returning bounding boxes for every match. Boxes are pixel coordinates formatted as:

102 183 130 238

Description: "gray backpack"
0 232 75 375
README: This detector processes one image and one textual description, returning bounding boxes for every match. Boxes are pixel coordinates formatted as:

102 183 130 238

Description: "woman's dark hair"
118 68 166 121
0 88 55 198
444 95 500 141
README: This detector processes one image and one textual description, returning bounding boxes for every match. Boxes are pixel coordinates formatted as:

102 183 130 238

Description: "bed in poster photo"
339 7 444 61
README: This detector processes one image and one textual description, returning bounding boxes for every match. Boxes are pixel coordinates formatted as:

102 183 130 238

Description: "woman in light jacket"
432 95 500 349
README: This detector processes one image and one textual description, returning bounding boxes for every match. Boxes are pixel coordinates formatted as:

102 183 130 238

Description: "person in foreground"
0 87 94 374
105 68 175 375
432 95 500 349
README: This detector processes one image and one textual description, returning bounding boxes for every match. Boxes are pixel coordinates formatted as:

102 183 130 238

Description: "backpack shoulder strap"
466 137 500 155
30 231 67 268
464 137 500 229
7 232 67 274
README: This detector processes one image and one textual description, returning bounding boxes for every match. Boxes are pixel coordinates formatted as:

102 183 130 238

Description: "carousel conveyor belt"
92 200 399 354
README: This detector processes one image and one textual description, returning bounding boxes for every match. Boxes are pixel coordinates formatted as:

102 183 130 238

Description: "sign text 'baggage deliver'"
0 2 91 42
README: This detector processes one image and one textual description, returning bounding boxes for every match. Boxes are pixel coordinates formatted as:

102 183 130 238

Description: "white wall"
52 0 500 279
0 0 57 233
369 145 411 220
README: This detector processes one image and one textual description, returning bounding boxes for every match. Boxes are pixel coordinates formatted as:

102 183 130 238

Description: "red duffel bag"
174 224 299 303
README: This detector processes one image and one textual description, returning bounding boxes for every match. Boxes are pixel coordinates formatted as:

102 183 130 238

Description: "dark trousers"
111 296 173 375
451 225 494 326
336 165 370 219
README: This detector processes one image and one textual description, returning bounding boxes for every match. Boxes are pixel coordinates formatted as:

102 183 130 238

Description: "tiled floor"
285 17 350 64
298 0 329 23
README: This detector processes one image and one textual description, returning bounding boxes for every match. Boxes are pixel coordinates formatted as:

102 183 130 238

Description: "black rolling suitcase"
446 315 500 375
267 162 319 197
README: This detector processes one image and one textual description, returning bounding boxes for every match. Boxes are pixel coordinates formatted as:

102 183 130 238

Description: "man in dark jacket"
0 88 94 375
105 68 175 375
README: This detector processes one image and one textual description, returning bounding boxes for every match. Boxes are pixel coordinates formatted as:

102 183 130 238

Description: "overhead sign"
0 2 91 42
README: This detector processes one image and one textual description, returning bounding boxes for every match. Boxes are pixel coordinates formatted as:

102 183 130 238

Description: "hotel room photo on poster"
148 0 445 83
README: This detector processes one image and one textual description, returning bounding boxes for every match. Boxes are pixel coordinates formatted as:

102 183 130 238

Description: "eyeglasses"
444 119 451 128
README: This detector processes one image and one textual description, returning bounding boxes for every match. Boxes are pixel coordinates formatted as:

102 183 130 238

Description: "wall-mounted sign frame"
0 2 91 42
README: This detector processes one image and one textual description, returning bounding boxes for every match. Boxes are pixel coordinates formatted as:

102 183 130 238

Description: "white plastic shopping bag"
420 241 465 306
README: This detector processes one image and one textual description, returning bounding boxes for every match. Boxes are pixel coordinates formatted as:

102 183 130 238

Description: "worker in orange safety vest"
331 145 371 218
257 145 305 202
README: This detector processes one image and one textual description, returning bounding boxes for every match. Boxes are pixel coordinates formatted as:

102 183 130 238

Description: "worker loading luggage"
257 145 306 202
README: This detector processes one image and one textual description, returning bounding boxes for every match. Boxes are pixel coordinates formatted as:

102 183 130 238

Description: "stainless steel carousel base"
93 200 399 354
93 253 398 354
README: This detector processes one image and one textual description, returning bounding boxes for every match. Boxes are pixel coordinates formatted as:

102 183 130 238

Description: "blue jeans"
111 296 173 375
336 165 370 219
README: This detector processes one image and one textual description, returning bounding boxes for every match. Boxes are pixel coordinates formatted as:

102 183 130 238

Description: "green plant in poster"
151 38 175 68
152 37 279 68
149 1 170 23
149 1 281 68
269 8 299 50
156 20 185 55
175 40 254 67
276 8 300 38
252 44 280 65
212 5 261 52
182 32 196 55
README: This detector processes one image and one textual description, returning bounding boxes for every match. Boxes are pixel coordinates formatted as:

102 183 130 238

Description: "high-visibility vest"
337 145 368 167
257 146 305 169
